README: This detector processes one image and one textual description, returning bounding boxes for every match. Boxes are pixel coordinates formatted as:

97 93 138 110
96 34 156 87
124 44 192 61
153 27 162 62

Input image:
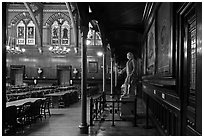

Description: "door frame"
177 2 201 135
56 65 72 86
10 65 25 85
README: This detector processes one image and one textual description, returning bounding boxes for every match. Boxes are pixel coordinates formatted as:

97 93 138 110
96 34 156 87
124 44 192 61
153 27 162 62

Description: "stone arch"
10 12 32 25
44 12 72 27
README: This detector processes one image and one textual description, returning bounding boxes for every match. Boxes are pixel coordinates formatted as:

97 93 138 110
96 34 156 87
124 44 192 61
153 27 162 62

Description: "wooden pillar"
102 46 107 97
76 14 79 52
79 26 89 134
110 57 114 97
2 2 7 136
115 62 118 87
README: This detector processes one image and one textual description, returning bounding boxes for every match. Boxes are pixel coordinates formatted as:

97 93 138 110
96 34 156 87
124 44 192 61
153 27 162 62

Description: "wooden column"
76 13 79 52
102 46 107 97
110 57 114 97
115 62 118 87
2 2 7 136
79 26 89 134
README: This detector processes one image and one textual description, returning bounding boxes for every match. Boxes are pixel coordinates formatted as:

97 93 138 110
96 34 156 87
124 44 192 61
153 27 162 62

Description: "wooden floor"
15 96 160 136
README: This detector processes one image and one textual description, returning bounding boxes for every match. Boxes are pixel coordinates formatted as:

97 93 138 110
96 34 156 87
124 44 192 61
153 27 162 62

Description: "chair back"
6 106 17 126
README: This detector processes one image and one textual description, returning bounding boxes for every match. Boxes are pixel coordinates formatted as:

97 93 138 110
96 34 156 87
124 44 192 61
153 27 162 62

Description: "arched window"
17 20 25 45
51 21 60 45
61 21 70 45
86 22 102 46
16 20 36 45
95 32 102 45
27 20 35 45
87 29 95 45
51 19 71 46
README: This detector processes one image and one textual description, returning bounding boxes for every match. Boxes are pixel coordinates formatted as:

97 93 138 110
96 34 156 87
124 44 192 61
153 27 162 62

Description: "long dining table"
44 90 78 108
7 92 31 98
6 98 46 108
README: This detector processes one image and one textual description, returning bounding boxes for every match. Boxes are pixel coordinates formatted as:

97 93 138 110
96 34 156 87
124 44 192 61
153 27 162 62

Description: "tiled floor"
16 96 159 136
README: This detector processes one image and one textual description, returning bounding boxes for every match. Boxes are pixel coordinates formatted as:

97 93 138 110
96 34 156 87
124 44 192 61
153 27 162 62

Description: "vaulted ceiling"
77 2 146 63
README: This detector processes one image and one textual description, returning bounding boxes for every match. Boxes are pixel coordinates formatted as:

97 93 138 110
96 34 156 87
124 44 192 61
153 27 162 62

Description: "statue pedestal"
120 95 136 119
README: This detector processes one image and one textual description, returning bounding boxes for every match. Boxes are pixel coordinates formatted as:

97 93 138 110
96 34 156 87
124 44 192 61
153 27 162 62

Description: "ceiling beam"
65 2 77 47
24 2 43 53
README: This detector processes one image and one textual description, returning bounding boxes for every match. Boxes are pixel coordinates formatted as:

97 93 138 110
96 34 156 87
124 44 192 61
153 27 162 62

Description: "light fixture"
97 51 103 57
6 44 26 54
6 36 26 54
48 46 71 54
74 47 78 53
6 23 26 54
89 6 92 13
86 39 91 45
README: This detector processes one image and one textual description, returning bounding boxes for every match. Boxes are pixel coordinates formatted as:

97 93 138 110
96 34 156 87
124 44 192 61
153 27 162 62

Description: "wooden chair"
5 106 23 135
58 97 65 108
5 106 17 135
21 102 32 127
41 98 51 119
30 99 43 123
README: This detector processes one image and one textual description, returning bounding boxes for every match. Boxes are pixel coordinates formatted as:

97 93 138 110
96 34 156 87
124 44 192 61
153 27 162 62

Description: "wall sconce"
74 47 78 53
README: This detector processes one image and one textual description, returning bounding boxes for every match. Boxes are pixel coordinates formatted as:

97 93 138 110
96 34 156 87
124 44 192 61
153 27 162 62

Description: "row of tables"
44 90 78 108
7 86 77 99
6 98 46 108
7 89 79 108
5 86 79 135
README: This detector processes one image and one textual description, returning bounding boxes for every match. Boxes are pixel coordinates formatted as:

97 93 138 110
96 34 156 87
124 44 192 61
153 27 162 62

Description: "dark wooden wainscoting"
142 78 180 136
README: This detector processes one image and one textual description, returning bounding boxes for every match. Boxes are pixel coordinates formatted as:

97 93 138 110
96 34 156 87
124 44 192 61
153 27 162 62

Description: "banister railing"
90 93 137 127
90 93 105 126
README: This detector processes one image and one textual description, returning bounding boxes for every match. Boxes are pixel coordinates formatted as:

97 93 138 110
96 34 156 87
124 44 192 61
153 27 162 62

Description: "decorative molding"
8 9 28 12
10 12 32 25
43 10 69 13
8 9 68 13
44 12 71 26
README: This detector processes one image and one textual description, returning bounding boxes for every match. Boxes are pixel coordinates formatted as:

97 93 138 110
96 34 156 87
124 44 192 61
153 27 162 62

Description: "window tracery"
51 19 71 46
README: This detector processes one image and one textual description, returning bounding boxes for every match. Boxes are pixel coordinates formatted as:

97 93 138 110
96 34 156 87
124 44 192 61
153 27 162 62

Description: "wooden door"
14 69 23 86
57 65 72 86
59 70 71 86
10 65 25 86
180 3 202 135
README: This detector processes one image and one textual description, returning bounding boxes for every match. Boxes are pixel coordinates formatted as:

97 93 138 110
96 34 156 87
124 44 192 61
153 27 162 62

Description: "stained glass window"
51 21 60 45
86 22 102 46
61 21 70 45
26 20 35 45
16 20 25 45
51 20 71 46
